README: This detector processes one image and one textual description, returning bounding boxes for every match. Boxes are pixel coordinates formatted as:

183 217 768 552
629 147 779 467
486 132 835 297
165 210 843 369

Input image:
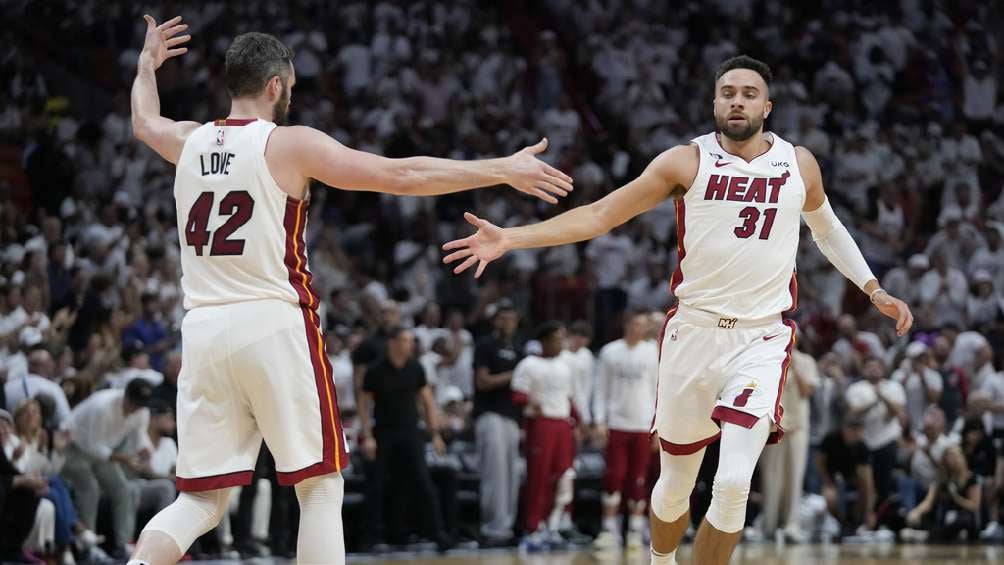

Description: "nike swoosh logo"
715 160 730 167
763 333 783 341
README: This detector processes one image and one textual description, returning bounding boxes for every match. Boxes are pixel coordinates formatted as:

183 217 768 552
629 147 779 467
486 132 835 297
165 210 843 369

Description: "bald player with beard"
443 55 913 564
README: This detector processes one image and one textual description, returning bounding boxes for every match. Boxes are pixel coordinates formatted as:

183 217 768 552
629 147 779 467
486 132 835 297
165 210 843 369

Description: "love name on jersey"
704 171 790 204
200 152 236 176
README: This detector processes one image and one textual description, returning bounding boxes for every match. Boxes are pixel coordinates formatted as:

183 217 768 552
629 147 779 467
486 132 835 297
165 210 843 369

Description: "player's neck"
717 131 771 162
228 98 274 122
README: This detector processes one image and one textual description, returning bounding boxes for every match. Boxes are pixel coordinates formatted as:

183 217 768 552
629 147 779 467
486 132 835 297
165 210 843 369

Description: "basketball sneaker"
592 530 621 552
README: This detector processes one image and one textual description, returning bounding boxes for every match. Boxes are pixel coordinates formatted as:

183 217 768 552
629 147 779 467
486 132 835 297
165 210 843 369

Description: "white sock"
651 547 677 565
629 514 647 533
127 561 150 565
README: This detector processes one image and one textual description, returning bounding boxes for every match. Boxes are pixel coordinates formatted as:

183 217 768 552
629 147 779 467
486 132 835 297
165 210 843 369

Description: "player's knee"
650 471 690 523
294 473 344 507
706 469 753 533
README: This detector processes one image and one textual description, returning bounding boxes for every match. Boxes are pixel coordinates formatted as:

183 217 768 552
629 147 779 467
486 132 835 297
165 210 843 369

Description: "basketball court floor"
191 543 1002 564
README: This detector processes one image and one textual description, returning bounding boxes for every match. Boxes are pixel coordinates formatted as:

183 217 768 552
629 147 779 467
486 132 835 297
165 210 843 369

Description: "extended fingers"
528 187 558 204
157 16 183 30
163 23 189 39
454 256 478 274
442 236 471 251
166 35 191 47
475 260 488 278
166 48 189 58
443 248 473 263
542 163 573 185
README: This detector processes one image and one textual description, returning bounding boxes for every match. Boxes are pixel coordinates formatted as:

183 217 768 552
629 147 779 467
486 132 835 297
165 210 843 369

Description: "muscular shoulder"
648 143 700 193
795 145 825 210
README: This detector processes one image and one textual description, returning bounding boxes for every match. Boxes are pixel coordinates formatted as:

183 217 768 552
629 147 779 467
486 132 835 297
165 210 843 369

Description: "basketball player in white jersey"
443 55 913 564
127 15 571 565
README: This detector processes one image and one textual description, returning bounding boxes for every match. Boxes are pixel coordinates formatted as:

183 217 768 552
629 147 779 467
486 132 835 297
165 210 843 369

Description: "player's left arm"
131 15 200 164
797 146 913 336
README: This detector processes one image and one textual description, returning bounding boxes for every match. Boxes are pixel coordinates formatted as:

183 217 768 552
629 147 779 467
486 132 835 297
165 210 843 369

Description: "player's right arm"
274 126 572 203
442 144 698 277
130 15 200 164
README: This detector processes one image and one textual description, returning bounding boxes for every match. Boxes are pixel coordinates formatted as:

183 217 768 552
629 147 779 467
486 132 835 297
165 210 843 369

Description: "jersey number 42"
185 191 255 256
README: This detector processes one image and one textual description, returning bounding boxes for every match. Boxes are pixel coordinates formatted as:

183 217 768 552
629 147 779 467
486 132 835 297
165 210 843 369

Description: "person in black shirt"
472 301 523 545
351 299 402 401
816 418 876 532
357 327 451 550
905 444 982 542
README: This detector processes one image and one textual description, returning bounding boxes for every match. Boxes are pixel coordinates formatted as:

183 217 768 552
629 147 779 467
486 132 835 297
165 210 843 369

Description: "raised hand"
504 138 573 204
872 291 913 337
140 15 191 70
442 212 508 278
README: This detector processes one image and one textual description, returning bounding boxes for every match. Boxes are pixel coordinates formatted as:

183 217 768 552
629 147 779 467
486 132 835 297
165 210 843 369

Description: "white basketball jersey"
174 118 318 311
670 132 805 319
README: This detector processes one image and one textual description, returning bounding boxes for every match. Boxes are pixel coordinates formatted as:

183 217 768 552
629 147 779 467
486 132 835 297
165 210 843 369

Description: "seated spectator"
60 378 153 559
906 407 959 509
4 346 72 426
0 407 53 562
960 417 998 540
816 418 875 533
126 399 176 537
10 398 102 561
904 445 981 542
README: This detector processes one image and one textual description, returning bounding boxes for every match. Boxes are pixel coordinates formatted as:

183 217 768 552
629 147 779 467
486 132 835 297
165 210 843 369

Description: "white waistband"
672 303 780 329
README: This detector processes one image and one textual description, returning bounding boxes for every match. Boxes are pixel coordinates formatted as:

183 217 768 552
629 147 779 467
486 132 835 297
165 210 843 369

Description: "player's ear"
764 100 772 119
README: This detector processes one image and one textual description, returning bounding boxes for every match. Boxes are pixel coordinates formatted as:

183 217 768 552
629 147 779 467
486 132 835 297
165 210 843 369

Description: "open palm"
442 212 508 278
140 15 191 70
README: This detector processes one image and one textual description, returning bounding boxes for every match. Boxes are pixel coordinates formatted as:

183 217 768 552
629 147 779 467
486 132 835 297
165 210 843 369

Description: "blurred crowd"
1 0 1004 561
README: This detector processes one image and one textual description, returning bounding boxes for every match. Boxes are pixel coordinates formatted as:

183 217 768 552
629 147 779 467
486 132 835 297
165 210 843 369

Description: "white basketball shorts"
174 299 348 491
651 303 796 455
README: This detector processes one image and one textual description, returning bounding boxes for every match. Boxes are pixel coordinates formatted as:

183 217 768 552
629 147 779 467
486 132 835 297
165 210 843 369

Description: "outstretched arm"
798 146 913 336
276 126 573 202
131 15 200 163
443 144 697 277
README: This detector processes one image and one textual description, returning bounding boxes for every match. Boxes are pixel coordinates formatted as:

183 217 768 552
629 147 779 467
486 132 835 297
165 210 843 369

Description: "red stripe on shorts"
659 433 721 456
668 200 687 295
282 199 346 481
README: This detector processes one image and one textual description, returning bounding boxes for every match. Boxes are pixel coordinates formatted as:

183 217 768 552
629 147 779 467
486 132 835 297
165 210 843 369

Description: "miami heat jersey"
670 132 805 319
174 119 318 311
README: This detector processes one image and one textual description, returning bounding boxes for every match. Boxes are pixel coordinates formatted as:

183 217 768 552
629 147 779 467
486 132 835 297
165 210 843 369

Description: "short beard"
715 113 763 142
272 79 290 125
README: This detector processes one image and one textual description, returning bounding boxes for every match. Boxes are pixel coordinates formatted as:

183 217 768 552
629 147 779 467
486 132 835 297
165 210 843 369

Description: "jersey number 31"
185 191 255 256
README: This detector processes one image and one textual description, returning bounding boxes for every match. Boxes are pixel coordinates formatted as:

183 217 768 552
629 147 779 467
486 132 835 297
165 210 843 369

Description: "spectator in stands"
930 335 968 427
968 225 1004 289
882 253 928 308
903 445 981 542
351 298 401 402
106 340 163 389
472 301 523 546
60 378 153 558
919 252 969 328
960 415 999 540
357 327 452 550
807 354 850 494
892 342 943 433
11 398 102 561
831 314 885 372
817 418 875 534
126 399 176 534
846 357 907 518
0 407 52 562
120 292 173 372
4 346 71 426
967 271 1004 330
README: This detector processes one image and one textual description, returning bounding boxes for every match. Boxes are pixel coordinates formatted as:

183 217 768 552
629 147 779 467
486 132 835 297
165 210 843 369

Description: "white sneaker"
980 521 1002 540
873 527 895 543
625 531 644 552
899 528 929 543
74 529 103 551
60 548 76 565
743 526 765 542
782 526 807 544
592 530 621 551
